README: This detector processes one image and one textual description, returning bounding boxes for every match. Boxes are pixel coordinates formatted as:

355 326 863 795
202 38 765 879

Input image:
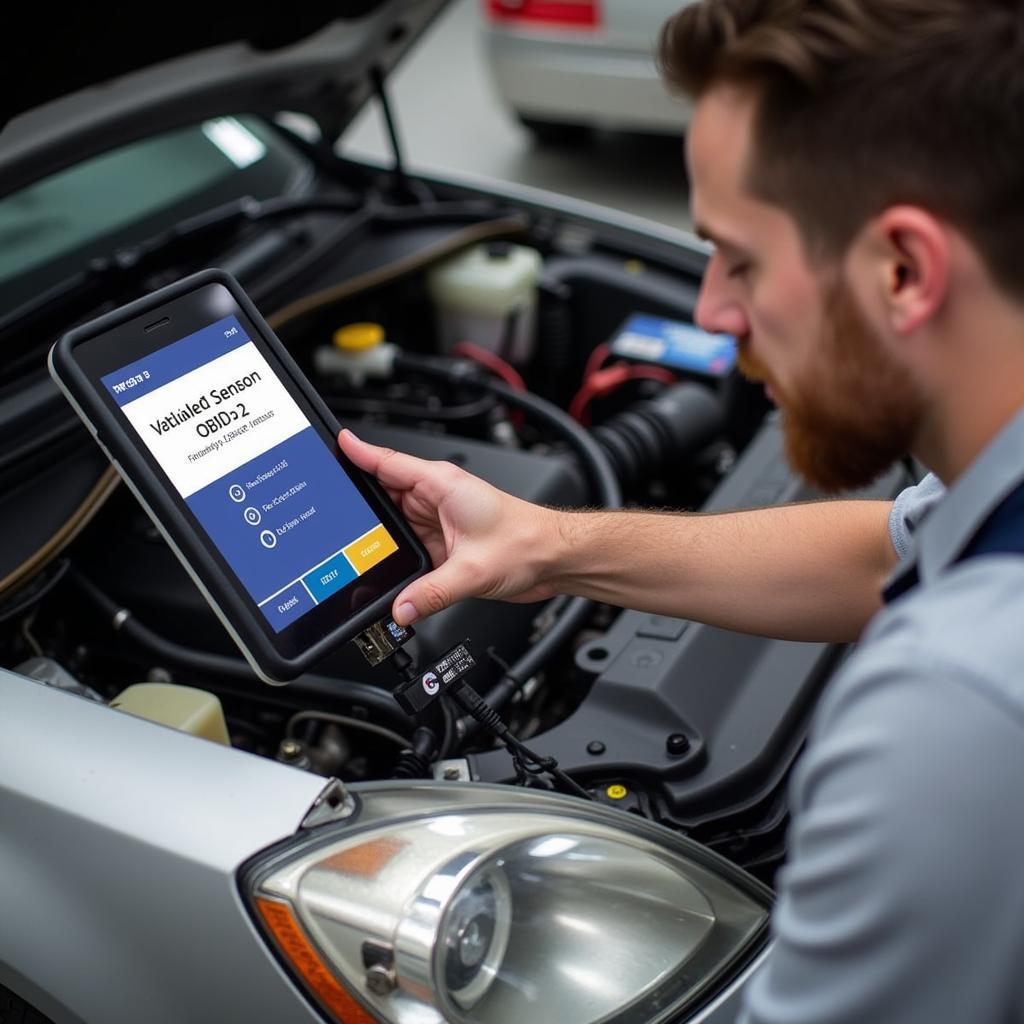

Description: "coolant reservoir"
427 241 542 364
110 683 230 746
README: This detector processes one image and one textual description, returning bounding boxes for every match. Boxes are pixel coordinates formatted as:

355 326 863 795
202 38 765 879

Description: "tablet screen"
102 313 398 633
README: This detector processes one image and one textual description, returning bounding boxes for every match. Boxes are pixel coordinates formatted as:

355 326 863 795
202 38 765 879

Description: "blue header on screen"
101 316 250 406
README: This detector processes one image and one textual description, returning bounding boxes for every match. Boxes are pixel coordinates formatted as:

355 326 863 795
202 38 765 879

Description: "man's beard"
739 278 924 493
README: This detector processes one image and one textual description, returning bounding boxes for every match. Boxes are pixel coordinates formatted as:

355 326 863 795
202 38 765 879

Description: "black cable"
387 647 445 775
392 646 417 681
286 710 410 748
451 682 592 800
0 558 70 624
392 353 622 734
436 694 457 760
393 352 621 515
388 644 587 796
67 569 414 731
324 391 498 424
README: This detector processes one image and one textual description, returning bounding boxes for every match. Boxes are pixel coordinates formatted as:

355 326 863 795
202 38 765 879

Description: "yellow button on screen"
344 523 398 575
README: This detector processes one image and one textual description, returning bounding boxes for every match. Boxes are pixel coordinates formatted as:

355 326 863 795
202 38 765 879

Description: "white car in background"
482 0 693 142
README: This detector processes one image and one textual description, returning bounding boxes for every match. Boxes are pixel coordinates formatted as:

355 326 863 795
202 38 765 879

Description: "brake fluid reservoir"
313 321 396 386
427 242 542 364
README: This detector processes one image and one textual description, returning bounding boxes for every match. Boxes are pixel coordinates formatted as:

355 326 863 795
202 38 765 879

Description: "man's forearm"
543 500 898 643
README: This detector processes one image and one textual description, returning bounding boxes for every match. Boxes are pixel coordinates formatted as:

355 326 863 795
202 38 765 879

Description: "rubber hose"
593 383 724 490
68 570 415 732
392 354 622 732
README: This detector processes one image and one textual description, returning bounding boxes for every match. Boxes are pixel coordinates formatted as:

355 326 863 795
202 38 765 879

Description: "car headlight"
243 782 771 1024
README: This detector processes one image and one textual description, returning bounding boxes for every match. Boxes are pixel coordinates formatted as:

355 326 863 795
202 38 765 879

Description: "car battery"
608 312 737 382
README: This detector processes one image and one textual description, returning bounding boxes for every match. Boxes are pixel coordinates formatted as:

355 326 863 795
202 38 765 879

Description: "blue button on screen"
261 581 315 630
302 552 358 603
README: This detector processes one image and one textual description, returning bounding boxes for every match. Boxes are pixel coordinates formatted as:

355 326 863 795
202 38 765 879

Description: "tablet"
50 269 428 683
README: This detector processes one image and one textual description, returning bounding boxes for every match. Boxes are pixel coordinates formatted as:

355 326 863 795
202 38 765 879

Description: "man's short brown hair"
659 0 1024 298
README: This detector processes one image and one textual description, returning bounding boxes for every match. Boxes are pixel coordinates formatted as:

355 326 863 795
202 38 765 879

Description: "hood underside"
0 0 447 197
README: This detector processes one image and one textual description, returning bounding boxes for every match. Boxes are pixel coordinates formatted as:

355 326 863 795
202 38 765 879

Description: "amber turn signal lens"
256 897 378 1024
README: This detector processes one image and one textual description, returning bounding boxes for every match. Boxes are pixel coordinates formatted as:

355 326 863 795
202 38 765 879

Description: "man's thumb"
392 562 470 626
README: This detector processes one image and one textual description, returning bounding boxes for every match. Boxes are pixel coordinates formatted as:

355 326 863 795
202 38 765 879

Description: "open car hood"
0 0 447 197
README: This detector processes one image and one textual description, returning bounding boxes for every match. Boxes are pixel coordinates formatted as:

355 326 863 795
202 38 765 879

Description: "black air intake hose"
392 353 621 734
393 726 439 779
592 383 725 489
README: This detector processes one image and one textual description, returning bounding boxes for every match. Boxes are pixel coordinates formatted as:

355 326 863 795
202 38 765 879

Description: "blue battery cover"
609 313 737 378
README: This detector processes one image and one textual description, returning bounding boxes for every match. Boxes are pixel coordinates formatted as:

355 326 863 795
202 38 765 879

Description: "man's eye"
726 261 750 280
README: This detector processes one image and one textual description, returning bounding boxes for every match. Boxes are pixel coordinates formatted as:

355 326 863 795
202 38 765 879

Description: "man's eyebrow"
694 222 750 255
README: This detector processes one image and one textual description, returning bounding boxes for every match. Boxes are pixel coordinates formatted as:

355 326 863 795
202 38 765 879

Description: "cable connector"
353 616 416 667
392 640 476 715
385 637 591 801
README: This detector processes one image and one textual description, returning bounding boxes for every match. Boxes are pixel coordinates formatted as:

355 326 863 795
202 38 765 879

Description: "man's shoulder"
851 555 1024 727
758 571 1024 1024
796 563 1024 833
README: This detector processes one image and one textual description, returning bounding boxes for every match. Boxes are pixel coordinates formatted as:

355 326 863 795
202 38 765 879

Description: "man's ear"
866 206 950 336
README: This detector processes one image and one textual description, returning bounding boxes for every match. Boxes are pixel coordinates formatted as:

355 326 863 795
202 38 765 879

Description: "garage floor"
339 0 695 233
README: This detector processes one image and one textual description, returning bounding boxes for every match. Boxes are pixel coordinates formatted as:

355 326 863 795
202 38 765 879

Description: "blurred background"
339 0 695 232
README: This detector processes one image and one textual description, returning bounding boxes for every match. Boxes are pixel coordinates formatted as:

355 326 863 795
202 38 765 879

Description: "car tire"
0 984 55 1024
517 115 592 146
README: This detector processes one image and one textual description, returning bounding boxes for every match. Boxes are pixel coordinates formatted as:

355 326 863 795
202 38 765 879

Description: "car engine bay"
0 121 905 888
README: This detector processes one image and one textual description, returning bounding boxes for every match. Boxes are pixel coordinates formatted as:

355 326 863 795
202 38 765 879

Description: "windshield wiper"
0 192 366 338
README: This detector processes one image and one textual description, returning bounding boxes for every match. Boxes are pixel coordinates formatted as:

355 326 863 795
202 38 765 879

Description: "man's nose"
695 255 749 338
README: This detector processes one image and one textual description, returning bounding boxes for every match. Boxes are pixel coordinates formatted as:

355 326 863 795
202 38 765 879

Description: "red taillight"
484 0 601 29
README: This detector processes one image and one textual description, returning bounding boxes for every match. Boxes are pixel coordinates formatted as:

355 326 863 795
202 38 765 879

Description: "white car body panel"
483 0 696 133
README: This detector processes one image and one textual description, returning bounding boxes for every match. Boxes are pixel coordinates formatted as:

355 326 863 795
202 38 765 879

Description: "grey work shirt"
741 409 1024 1024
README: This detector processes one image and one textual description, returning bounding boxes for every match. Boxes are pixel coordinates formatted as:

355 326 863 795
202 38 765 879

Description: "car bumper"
485 31 691 133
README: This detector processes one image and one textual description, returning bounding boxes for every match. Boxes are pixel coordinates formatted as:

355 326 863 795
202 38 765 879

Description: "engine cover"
471 417 907 860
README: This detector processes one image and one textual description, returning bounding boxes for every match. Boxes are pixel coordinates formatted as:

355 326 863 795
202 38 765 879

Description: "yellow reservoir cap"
333 322 384 352
606 784 628 800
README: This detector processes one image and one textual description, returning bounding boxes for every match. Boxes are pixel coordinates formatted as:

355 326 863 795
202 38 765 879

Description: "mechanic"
340 1 1024 1020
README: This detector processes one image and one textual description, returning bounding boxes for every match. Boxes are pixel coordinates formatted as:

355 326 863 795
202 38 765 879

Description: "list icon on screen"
244 507 261 526
229 484 246 503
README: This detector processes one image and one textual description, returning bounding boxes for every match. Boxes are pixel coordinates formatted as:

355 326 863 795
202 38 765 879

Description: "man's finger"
340 429 457 504
339 429 425 487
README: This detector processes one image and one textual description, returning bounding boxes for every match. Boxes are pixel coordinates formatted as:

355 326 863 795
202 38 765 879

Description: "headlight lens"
441 866 511 1009
245 783 770 1024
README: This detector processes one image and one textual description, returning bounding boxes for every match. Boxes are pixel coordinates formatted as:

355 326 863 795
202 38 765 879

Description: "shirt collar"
915 406 1024 585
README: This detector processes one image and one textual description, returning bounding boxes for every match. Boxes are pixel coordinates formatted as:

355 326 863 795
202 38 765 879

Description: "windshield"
0 116 310 315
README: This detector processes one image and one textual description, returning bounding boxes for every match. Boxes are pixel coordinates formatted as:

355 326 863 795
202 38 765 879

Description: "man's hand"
343 429 898 642
339 429 562 626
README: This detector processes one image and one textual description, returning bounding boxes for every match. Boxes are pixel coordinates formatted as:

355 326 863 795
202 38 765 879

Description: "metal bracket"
301 778 357 829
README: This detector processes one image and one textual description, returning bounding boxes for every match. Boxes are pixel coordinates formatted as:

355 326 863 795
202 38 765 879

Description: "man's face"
687 86 924 492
